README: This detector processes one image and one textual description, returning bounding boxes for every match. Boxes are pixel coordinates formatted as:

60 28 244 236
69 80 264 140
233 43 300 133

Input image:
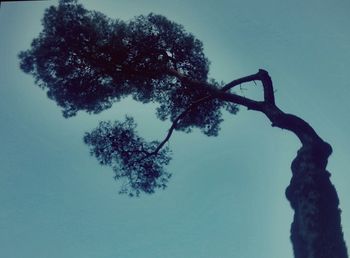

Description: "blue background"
1 1 349 257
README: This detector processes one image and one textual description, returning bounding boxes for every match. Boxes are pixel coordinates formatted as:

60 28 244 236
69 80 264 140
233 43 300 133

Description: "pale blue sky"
0 1 349 258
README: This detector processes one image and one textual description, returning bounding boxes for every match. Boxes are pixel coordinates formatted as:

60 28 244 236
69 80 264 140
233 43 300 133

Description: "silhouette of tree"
19 0 348 257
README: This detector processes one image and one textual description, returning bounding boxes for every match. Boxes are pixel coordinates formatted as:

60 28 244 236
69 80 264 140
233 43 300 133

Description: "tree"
18 0 348 257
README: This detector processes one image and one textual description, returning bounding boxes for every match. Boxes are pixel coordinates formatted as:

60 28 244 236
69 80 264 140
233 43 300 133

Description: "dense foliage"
18 2 349 256
83 117 171 196
19 0 238 195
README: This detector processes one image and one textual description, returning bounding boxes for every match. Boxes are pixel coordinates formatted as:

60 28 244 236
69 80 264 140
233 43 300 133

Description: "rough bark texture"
259 73 348 258
266 110 349 258
286 140 348 258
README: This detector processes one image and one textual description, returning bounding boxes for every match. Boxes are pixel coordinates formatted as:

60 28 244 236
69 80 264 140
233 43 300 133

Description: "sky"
0 0 349 258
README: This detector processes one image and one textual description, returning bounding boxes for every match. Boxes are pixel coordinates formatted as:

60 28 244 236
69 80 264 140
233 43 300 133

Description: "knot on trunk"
285 141 347 258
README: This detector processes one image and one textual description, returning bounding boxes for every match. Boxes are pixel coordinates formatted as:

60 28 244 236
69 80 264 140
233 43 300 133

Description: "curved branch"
157 68 326 153
168 68 275 105
167 68 264 111
258 69 275 105
168 68 347 258
146 68 269 159
221 69 275 104
152 69 276 157
138 95 212 161
221 71 260 92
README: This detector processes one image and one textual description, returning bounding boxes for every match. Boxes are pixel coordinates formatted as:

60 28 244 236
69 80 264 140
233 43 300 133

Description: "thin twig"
137 95 212 162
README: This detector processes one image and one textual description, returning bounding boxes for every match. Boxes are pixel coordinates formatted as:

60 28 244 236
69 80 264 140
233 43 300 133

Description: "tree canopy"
19 1 349 257
19 0 238 196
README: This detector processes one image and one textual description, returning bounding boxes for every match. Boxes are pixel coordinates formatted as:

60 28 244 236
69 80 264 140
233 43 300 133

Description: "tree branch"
143 68 267 159
221 69 275 105
166 68 264 111
137 95 212 161
257 69 275 105
167 68 276 106
220 72 260 92
145 69 280 159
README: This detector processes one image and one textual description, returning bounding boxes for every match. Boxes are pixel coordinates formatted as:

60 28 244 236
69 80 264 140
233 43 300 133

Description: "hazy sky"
1 1 349 258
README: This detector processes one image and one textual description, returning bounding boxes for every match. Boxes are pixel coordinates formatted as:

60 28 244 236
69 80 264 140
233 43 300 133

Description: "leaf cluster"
19 0 239 195
84 117 171 196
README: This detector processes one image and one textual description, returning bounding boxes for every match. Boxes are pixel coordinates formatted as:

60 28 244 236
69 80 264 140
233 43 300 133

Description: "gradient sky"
1 1 349 258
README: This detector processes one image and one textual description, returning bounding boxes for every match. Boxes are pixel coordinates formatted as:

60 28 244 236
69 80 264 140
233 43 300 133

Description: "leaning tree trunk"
172 68 348 258
263 100 349 258
216 70 348 258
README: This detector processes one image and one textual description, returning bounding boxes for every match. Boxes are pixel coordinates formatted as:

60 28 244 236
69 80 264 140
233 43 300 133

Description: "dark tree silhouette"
19 0 348 257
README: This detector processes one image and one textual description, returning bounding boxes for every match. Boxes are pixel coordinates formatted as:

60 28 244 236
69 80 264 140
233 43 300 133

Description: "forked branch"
147 69 277 160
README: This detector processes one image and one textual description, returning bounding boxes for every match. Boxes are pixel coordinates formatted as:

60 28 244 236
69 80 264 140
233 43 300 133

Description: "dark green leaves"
84 117 172 196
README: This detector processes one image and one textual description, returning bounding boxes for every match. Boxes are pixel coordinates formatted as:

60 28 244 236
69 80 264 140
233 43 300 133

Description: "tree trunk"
263 105 348 258
286 140 348 258
171 68 348 257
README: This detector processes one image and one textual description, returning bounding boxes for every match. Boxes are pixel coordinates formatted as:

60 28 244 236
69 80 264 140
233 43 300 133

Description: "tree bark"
286 142 348 258
252 71 347 258
248 71 348 258
263 105 348 258
169 68 348 258
215 70 348 258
